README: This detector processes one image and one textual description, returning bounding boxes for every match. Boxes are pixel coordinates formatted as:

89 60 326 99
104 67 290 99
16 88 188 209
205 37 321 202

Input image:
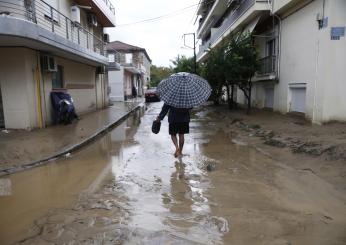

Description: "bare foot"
174 149 180 158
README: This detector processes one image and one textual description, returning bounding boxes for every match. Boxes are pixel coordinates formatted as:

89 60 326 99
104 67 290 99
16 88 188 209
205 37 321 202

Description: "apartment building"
106 41 151 101
0 0 116 129
197 0 346 123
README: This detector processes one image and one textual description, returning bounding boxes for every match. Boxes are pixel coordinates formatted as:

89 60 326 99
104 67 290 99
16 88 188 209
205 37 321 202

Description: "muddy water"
1 103 346 244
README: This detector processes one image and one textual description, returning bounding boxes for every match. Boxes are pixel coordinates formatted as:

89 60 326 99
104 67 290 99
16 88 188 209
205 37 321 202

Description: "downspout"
35 54 43 128
269 0 282 80
95 71 98 110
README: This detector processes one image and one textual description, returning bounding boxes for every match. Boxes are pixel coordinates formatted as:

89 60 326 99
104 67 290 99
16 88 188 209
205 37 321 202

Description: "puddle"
1 103 346 245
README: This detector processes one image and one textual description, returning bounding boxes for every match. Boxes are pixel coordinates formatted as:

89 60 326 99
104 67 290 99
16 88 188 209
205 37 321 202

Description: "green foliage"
171 55 198 74
150 65 172 87
200 42 227 105
200 31 258 110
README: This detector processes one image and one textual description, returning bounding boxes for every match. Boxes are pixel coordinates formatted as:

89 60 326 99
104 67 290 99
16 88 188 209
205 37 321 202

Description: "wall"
42 56 97 125
276 0 320 119
317 0 346 122
0 48 38 129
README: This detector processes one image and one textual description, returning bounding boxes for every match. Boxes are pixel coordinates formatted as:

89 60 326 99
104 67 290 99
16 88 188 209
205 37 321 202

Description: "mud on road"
1 103 346 245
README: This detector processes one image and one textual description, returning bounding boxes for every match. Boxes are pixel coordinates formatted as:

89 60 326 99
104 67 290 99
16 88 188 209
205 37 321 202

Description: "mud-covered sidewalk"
210 105 346 189
0 102 142 175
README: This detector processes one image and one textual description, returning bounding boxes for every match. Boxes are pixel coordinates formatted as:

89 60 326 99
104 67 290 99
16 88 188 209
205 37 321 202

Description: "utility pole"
183 33 197 74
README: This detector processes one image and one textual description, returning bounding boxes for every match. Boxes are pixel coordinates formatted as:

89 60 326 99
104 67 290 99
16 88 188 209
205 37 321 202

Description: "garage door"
290 87 306 113
264 87 274 109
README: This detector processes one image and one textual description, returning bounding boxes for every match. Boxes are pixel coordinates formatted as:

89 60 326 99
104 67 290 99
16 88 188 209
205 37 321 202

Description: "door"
290 87 306 113
264 87 274 109
0 84 4 128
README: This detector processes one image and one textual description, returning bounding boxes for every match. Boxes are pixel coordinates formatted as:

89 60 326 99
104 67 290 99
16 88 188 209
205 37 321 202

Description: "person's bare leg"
178 134 185 156
171 135 179 157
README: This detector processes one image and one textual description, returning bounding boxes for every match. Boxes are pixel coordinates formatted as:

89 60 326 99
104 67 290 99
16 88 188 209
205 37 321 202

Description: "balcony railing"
197 0 260 59
257 55 276 75
101 0 115 15
0 0 106 56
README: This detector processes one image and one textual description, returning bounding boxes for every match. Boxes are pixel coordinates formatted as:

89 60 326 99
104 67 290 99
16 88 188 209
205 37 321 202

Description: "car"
145 88 160 102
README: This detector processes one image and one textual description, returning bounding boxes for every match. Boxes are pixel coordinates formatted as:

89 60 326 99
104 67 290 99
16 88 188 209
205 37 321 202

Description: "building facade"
0 0 116 129
106 41 151 101
197 0 346 124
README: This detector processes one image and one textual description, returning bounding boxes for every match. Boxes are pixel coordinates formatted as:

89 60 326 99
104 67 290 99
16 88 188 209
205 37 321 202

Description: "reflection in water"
0 110 142 245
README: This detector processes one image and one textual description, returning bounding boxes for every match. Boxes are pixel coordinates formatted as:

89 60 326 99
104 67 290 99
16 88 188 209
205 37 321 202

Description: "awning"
242 16 261 34
124 66 141 74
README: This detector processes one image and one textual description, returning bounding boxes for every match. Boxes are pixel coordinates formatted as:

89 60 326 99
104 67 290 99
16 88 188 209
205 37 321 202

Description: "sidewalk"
0 101 143 176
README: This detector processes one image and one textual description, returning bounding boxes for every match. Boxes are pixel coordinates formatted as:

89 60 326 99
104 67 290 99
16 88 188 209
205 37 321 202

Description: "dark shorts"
169 122 189 135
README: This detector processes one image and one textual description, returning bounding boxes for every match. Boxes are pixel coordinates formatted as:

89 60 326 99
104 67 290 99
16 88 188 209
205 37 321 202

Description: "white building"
0 0 116 129
197 0 346 124
106 41 151 101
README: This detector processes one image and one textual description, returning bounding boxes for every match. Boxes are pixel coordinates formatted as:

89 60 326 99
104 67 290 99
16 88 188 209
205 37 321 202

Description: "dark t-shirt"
158 104 190 124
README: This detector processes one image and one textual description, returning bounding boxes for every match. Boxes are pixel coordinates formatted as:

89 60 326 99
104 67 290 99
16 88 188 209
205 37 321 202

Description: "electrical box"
71 6 80 23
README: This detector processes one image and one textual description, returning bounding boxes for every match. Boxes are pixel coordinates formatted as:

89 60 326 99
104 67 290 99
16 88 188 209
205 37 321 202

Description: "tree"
199 32 258 112
171 55 198 74
200 42 227 105
224 32 258 113
150 65 172 87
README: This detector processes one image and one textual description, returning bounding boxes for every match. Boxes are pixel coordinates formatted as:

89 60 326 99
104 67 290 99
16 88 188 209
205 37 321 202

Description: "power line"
116 0 212 27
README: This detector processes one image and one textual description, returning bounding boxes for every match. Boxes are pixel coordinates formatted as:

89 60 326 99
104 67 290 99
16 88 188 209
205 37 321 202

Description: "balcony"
73 0 116 27
257 55 276 75
0 0 108 65
253 55 277 81
197 0 269 61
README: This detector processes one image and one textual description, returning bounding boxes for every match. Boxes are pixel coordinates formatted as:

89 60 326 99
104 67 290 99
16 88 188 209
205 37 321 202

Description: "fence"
0 0 105 56
257 55 276 75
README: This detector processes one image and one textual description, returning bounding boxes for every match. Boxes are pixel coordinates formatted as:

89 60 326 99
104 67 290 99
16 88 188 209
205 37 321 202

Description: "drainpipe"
269 0 282 80
35 54 43 128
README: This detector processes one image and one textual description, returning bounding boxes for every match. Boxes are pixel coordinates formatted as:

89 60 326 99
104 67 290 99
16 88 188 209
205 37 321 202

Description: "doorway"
264 87 274 109
290 87 306 113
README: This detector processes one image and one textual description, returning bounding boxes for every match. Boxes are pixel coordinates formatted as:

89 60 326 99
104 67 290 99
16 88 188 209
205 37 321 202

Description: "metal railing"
0 0 106 56
257 55 276 75
197 0 262 59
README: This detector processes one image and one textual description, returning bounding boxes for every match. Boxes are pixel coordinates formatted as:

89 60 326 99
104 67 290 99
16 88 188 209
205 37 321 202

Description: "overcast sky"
105 0 200 67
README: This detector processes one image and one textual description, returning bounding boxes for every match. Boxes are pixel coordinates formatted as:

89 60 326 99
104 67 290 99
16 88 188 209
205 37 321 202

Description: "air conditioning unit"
71 6 81 24
87 13 98 27
103 33 110 43
41 55 57 72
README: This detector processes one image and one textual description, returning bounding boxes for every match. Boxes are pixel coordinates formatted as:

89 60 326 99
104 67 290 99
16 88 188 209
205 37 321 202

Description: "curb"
0 103 144 177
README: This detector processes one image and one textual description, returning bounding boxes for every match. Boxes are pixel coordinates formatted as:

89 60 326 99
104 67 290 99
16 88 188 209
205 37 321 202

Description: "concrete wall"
275 1 319 119
317 0 346 122
277 0 346 123
0 48 38 129
42 56 98 125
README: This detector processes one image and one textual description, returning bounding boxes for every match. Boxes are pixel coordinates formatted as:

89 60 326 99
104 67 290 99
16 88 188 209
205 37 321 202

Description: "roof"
106 41 152 62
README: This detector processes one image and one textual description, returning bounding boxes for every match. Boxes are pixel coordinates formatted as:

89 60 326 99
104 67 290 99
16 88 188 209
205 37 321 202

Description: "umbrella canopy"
157 72 211 108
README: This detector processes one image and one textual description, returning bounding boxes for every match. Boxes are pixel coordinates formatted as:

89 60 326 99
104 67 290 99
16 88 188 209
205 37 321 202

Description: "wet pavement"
0 101 141 174
0 102 346 244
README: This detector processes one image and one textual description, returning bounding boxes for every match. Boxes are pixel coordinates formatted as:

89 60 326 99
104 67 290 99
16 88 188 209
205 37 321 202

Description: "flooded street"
1 103 346 245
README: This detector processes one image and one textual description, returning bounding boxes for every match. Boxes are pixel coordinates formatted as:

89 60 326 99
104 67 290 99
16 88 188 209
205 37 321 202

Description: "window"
108 54 115 62
266 39 276 56
125 53 133 64
52 65 64 89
